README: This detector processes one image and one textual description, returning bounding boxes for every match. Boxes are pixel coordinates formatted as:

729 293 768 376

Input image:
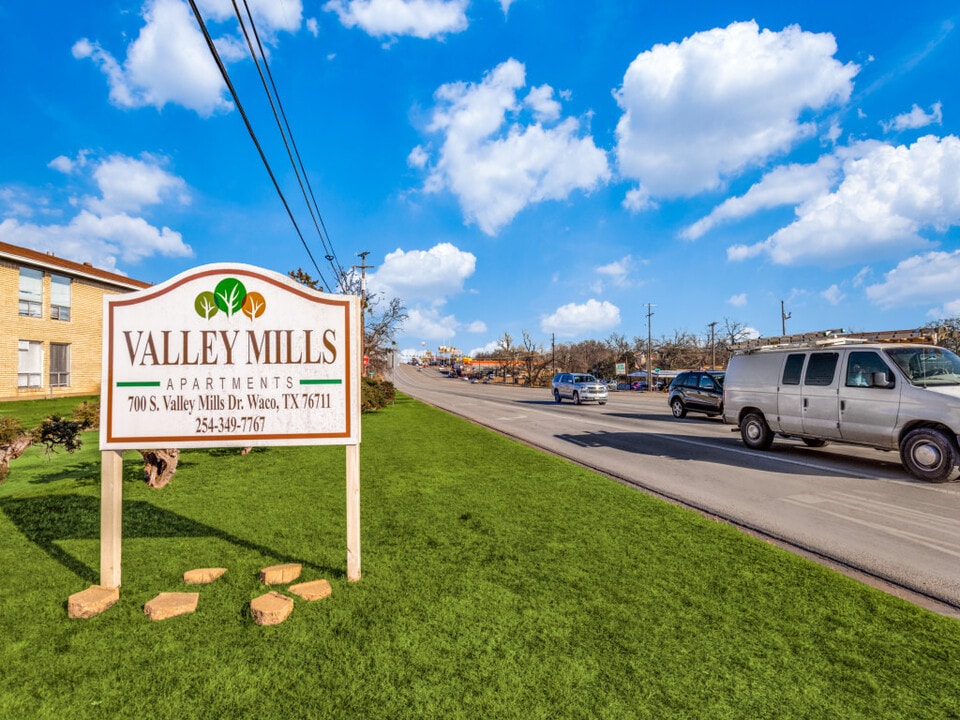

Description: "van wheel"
554 390 561 404
802 438 829 448
573 392 581 405
900 428 957 482
670 398 687 418
741 412 773 450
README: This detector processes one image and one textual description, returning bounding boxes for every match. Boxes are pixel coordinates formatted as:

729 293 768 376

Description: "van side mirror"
872 371 893 388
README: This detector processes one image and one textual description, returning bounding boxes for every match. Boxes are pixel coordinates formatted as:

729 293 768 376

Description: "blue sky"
2 1 959 357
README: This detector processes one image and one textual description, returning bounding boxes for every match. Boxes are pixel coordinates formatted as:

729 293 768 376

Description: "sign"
615 362 626 375
100 263 361 450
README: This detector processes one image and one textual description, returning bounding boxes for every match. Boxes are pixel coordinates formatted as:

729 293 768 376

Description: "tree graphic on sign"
194 278 267 321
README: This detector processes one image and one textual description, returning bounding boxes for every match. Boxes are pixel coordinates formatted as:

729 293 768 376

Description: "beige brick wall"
0 259 128 401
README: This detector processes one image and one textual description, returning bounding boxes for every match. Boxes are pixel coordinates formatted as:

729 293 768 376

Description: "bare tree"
290 267 407 377
924 319 960 354
520 331 550 386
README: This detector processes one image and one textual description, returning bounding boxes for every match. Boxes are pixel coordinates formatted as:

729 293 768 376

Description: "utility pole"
646 303 656 391
353 251 375 370
781 300 791 336
708 320 717 370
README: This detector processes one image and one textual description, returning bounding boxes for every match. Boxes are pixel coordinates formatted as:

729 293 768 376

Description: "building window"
50 274 71 321
18 268 43 317
18 340 43 388
49 343 71 387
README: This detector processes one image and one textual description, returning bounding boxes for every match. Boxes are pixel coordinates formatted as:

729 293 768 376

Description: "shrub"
32 416 84 454
361 377 396 412
0 416 26 445
72 400 100 430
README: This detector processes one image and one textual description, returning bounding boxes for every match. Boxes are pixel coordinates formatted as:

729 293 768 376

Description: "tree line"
471 318 960 387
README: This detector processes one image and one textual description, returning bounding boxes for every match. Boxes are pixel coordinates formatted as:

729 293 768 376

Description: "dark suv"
667 371 725 418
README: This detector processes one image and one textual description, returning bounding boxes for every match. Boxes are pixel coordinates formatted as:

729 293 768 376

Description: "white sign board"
100 263 360 450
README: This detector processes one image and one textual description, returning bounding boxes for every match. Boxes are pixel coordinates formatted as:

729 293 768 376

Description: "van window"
782 354 805 385
846 351 892 387
804 353 838 386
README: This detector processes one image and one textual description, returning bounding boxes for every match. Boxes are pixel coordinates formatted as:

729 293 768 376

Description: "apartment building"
1 241 150 401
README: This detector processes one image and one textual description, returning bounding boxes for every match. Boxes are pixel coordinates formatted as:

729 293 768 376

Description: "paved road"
392 364 960 615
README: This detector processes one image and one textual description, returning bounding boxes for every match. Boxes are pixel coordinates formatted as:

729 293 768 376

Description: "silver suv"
552 373 608 405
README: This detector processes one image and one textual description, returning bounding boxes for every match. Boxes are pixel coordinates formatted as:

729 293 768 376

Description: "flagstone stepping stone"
251 591 294 626
183 567 227 584
68 585 119 619
259 563 302 585
288 579 332 601
144 592 199 621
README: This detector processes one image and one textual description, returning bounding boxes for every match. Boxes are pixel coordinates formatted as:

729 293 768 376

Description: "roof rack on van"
731 328 940 353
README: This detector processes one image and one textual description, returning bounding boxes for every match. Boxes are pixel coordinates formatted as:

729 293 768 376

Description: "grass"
1 394 959 718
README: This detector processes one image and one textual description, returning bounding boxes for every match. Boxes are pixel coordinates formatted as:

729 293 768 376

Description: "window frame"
49 342 71 388
50 274 72 321
18 340 43 388
18 267 43 318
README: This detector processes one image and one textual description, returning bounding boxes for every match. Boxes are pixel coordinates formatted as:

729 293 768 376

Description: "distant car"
631 381 647 391
667 371 725 418
552 373 608 405
602 379 619 391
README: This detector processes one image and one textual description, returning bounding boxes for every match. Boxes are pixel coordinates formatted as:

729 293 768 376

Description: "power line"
186 0 332 291
233 0 345 290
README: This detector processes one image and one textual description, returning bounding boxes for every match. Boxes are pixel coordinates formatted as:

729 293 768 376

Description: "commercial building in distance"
1 241 150 401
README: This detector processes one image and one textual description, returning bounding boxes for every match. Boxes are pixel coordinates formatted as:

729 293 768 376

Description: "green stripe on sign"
117 381 161 387
300 379 342 385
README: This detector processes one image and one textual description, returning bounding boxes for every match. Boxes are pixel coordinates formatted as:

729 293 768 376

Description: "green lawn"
1 394 958 719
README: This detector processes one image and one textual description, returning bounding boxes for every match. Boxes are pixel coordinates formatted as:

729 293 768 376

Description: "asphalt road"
392 363 960 616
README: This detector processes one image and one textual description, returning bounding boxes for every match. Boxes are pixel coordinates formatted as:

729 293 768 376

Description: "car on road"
552 373 608 405
667 371 725 418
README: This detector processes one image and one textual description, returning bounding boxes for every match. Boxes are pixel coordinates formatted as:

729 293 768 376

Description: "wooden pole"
100 450 123 588
346 443 361 581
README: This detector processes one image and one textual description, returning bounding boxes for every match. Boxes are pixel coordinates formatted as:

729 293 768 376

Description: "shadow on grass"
0 494 342 584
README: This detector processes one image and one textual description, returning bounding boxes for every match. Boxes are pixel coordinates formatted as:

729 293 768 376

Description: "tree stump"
0 435 34 483
140 449 180 488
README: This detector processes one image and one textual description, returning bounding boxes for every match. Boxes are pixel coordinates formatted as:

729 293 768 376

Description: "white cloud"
821 284 845 305
324 0 468 40
306 17 319 37
727 135 960 266
728 293 747 307
0 212 192 271
682 156 840 240
407 145 430 169
73 0 302 116
466 320 487 333
540 299 620 337
468 339 501 356
524 84 562 122
87 154 190 215
417 58 610 235
614 20 857 200
595 255 632 287
368 242 476 302
0 152 192 270
404 307 459 340
865 251 960 310
882 102 943 133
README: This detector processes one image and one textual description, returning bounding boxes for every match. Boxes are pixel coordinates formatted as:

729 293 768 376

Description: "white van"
722 338 960 482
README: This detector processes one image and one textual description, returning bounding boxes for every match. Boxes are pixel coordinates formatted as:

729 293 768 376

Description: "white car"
552 373 608 405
